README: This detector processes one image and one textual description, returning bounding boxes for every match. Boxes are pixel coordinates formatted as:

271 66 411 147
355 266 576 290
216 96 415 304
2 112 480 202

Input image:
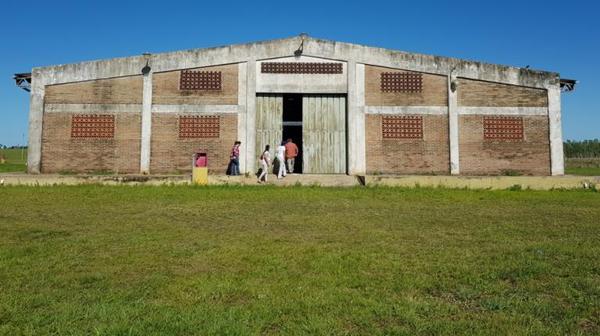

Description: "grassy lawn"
0 186 599 335
566 158 600 176
0 148 27 173
565 167 600 176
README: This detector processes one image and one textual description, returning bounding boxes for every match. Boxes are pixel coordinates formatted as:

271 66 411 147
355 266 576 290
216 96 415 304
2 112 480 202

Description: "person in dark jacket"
228 141 241 175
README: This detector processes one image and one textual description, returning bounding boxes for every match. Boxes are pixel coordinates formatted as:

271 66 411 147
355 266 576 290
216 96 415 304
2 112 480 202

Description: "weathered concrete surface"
237 62 247 173
347 61 366 175
548 86 565 175
32 36 559 88
1 173 598 190
448 72 460 175
256 55 347 93
0 173 358 187
365 106 447 115
0 173 189 186
140 69 153 174
367 175 600 190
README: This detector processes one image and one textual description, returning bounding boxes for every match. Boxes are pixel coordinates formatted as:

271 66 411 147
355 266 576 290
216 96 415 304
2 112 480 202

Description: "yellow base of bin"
192 167 208 185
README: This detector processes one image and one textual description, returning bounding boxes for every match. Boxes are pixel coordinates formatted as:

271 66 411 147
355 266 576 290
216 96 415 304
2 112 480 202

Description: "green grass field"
0 186 598 335
566 158 600 176
0 148 27 173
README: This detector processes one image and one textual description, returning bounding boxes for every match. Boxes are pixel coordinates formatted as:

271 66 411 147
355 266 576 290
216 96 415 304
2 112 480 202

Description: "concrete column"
27 71 44 174
237 62 248 173
448 73 460 175
245 59 257 173
140 68 153 174
347 61 366 175
548 85 564 175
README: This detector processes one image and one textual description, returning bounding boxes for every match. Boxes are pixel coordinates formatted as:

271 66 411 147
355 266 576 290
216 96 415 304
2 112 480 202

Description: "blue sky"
1 0 598 145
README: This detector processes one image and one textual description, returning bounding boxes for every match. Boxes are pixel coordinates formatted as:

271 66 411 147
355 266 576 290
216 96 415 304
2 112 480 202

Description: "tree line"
564 139 600 158
0 145 27 149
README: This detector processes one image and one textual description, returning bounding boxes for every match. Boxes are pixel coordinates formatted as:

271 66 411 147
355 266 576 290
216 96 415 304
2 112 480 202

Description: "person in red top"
284 138 299 174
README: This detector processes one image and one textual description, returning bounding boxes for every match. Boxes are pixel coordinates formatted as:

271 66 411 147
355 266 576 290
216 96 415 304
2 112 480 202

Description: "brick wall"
152 64 238 105
458 78 548 107
41 112 141 173
365 65 447 106
459 115 550 175
365 114 449 174
150 113 237 174
45 76 143 104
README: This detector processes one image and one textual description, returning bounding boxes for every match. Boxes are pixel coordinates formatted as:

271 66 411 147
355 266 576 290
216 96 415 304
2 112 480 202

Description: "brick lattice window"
261 62 343 74
179 116 220 138
483 116 524 140
381 72 423 93
180 70 222 90
382 116 423 139
71 114 114 138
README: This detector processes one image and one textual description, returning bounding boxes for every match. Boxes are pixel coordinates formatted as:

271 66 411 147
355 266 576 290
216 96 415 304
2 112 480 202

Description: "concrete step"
1 173 598 190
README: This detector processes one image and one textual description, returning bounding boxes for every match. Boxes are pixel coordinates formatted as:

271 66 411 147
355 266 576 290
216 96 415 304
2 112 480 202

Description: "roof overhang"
559 78 577 92
14 72 32 92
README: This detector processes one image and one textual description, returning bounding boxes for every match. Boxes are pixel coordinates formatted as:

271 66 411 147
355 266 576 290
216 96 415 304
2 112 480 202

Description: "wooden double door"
255 94 346 174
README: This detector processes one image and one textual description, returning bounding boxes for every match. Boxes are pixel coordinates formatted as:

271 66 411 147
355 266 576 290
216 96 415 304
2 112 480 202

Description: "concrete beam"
347 62 366 175
151 104 239 114
140 69 152 174
27 71 44 174
457 106 548 116
237 62 247 173
32 36 556 90
548 86 564 175
365 106 447 115
245 59 257 173
448 73 460 175
45 104 142 113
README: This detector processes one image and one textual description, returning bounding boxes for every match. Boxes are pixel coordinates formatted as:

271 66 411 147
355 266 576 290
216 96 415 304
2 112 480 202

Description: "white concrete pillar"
27 71 44 174
245 59 257 173
140 68 153 174
548 85 564 175
237 62 248 173
347 61 366 175
448 73 460 175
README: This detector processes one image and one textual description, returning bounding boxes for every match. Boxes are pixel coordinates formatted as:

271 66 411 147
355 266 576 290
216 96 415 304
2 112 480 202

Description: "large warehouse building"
18 35 575 176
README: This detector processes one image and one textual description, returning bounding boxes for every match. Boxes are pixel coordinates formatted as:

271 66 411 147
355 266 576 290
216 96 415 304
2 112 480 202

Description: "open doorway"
282 94 303 173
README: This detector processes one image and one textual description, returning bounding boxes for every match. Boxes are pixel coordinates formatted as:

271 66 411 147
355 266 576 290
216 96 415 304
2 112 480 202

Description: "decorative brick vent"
261 62 343 74
180 70 222 90
179 116 220 138
381 72 423 93
483 116 524 140
382 116 423 139
71 114 114 138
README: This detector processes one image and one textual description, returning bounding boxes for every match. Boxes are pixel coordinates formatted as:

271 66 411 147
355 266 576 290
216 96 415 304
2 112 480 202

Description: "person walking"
276 141 287 179
284 138 299 174
257 145 270 183
228 141 241 176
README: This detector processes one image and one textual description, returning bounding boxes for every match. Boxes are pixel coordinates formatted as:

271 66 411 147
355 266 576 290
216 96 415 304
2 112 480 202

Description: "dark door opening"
282 94 303 173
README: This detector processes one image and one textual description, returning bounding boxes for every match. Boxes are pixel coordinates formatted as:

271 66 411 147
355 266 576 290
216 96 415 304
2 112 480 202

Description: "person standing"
276 141 287 179
228 141 241 176
284 138 299 174
258 145 270 183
